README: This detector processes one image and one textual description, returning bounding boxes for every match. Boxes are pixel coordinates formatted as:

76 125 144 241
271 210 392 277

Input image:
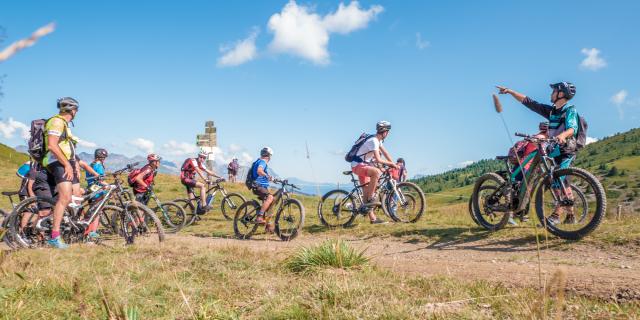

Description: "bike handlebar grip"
514 132 528 138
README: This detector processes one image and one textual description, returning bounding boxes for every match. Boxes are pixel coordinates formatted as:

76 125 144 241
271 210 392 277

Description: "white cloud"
0 117 29 140
267 1 383 65
458 160 474 168
416 32 429 50
128 138 155 154
76 138 97 149
229 143 243 153
323 2 384 34
580 48 606 71
586 137 598 145
217 28 259 67
611 90 628 105
161 140 199 157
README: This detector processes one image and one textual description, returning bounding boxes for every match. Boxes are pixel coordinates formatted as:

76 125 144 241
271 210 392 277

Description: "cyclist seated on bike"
16 161 32 201
129 154 161 205
350 121 399 224
21 161 55 234
43 97 81 249
86 148 109 188
497 82 579 225
510 122 549 182
180 150 222 214
246 147 275 227
389 158 408 183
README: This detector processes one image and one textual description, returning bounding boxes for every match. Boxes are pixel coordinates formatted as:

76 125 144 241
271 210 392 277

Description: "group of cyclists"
11 79 584 249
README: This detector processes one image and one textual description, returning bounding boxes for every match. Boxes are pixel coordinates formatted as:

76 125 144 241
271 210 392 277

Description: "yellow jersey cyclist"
43 97 81 249
497 82 580 225
180 151 223 214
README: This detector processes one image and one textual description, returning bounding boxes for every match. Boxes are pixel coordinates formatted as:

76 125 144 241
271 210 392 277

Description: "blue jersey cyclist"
248 147 275 228
497 81 580 225
86 148 109 188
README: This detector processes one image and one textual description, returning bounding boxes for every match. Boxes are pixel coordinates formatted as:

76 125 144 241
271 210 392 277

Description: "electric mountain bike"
174 178 246 226
317 166 425 228
233 179 305 241
137 185 187 233
470 133 606 240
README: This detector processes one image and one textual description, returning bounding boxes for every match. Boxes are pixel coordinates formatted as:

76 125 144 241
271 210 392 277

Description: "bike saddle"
1 191 19 196
342 171 353 175
495 156 509 161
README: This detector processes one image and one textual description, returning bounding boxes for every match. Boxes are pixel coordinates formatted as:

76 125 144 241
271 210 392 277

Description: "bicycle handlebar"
272 178 300 190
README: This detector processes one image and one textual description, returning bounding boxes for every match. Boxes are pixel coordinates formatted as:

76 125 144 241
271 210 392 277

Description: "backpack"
345 133 375 163
508 140 530 165
128 165 153 187
27 119 47 163
576 115 588 150
245 160 260 189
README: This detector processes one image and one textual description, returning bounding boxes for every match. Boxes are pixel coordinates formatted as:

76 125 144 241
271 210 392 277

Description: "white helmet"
376 120 392 133
260 147 274 157
198 150 209 159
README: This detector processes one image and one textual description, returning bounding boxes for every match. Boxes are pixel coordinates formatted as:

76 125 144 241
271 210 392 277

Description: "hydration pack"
345 133 375 163
245 160 260 190
576 115 588 150
27 119 47 164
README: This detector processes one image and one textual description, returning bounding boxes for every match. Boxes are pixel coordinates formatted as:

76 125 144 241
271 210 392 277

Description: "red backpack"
508 140 530 165
128 165 155 187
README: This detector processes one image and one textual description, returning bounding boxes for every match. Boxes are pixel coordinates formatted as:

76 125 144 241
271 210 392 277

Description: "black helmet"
57 97 79 112
94 148 108 159
376 120 392 133
397 158 405 164
549 82 576 100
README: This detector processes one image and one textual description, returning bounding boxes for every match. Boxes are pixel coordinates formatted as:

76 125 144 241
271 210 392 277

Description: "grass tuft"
285 239 369 274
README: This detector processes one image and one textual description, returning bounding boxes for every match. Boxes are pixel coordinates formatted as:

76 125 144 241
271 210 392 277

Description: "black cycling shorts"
251 186 271 201
47 161 79 185
134 192 150 205
181 178 198 195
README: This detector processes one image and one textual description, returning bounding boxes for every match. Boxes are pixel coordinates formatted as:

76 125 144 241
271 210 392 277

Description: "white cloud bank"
217 28 260 67
129 138 155 154
0 118 29 140
218 1 383 66
416 32 429 50
268 1 383 65
580 48 606 71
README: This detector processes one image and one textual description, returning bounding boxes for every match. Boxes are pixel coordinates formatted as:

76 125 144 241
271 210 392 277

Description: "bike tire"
275 198 305 241
233 200 260 240
174 198 198 226
534 167 606 240
382 182 426 223
317 189 357 228
158 201 187 233
221 192 246 221
471 173 511 231
128 201 165 243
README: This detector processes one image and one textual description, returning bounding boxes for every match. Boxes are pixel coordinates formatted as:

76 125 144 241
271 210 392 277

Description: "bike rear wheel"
535 167 606 240
233 200 260 240
157 201 187 233
317 189 357 228
221 192 246 221
275 199 305 241
382 182 426 223
471 173 511 231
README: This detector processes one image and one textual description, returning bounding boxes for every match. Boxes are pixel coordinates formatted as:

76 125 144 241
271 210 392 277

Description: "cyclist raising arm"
497 82 580 225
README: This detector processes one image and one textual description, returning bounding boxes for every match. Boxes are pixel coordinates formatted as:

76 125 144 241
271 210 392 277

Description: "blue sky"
1 0 639 183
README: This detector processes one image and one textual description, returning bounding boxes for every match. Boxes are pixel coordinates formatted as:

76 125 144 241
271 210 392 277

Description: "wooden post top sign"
197 121 217 148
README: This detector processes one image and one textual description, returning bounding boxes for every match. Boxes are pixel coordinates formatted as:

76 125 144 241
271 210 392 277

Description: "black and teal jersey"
521 97 578 138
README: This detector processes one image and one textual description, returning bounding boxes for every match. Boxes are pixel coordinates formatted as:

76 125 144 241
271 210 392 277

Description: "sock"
51 231 60 239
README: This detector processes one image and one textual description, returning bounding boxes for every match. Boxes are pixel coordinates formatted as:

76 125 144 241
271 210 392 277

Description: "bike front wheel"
221 193 246 221
471 173 511 231
535 167 606 240
174 199 198 227
317 189 357 228
382 182 426 223
233 200 261 240
158 201 187 233
275 199 305 241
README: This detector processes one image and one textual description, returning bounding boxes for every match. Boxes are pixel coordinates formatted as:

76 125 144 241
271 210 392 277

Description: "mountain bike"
6 163 165 249
470 133 606 240
137 185 186 233
174 178 246 226
317 166 425 228
233 179 305 241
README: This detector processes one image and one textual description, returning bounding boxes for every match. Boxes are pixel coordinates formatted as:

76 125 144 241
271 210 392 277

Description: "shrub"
285 239 369 274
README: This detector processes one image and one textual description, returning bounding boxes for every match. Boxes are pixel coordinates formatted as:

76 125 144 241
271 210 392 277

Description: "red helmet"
147 154 161 162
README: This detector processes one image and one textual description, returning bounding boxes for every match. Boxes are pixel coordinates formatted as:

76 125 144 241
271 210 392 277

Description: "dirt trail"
170 233 640 301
